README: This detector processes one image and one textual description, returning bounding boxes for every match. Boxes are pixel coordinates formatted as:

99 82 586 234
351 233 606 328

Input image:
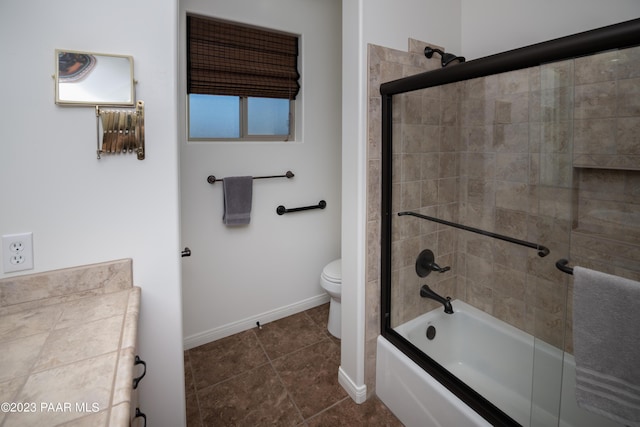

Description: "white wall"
179 0 342 346
364 0 462 53
340 0 366 400
461 0 640 60
0 1 185 426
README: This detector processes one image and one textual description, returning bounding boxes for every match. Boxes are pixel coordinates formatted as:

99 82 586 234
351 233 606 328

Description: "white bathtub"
377 300 622 427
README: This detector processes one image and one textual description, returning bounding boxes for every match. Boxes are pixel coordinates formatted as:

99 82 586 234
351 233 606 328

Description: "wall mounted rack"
207 171 294 184
96 101 145 160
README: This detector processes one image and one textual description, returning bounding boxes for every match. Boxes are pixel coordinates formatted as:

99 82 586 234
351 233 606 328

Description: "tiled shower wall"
566 48 640 352
367 42 640 394
366 39 439 396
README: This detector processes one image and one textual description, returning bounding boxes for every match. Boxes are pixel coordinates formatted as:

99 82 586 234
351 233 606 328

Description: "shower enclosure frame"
379 18 640 426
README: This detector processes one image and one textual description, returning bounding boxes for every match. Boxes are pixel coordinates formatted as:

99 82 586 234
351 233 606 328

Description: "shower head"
424 47 466 67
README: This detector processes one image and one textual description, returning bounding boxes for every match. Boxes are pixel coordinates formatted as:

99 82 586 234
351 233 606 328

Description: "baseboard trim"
338 366 367 404
183 294 330 350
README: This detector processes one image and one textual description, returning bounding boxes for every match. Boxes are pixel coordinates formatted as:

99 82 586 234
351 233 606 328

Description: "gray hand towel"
222 176 253 226
573 266 640 426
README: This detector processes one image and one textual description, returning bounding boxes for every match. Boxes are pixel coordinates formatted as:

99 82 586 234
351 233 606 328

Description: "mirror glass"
55 50 134 106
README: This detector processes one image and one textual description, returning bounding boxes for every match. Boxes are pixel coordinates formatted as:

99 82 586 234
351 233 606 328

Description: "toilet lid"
322 259 342 282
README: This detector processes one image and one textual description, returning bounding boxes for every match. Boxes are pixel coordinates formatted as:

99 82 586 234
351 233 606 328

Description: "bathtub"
376 300 622 427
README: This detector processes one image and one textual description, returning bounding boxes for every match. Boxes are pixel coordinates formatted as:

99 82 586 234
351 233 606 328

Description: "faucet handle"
416 249 451 277
431 263 451 273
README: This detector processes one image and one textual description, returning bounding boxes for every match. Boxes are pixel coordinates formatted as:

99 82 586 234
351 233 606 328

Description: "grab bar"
398 211 550 257
277 200 326 215
207 170 294 184
556 258 573 275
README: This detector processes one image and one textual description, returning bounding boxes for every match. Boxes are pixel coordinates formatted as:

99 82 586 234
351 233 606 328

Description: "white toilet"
320 259 342 339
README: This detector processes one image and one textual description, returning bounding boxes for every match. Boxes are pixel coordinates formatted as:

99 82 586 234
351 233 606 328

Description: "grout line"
184 351 205 427
303 396 351 423
269 335 334 363
302 308 321 327
186 305 340 426
271 357 306 423
189 330 272 393
250 328 307 424
251 311 348 424
191 359 273 394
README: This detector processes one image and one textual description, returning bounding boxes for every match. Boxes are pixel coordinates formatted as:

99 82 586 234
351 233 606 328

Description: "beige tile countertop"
0 259 141 427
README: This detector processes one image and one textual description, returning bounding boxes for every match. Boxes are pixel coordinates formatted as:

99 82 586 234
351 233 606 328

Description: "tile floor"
184 303 403 426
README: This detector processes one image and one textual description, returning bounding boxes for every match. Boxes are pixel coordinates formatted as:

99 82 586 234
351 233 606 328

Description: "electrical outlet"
2 232 34 273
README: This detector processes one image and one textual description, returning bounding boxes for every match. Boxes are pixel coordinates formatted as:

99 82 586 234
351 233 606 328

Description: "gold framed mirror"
54 49 134 106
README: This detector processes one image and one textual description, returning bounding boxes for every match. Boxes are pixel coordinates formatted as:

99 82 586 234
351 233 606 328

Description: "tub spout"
420 285 454 314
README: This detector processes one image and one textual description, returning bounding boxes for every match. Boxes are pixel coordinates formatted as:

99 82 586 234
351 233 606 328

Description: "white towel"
573 266 640 426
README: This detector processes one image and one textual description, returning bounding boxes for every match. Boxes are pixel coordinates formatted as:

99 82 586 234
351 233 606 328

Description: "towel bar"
277 200 326 215
556 259 574 275
398 211 550 257
207 171 294 184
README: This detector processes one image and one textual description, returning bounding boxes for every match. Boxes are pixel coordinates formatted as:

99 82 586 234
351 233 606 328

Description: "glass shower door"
530 46 640 427
528 57 575 427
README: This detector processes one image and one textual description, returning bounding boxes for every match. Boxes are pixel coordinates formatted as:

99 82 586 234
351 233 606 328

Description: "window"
187 16 300 141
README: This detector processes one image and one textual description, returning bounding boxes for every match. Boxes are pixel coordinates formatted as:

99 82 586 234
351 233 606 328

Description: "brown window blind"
187 16 300 100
